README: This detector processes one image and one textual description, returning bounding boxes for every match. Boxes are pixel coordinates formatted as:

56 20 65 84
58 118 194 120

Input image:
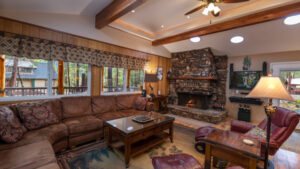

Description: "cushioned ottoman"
195 126 215 154
152 153 203 169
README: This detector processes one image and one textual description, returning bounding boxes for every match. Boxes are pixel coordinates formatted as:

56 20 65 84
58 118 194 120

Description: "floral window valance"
0 31 149 70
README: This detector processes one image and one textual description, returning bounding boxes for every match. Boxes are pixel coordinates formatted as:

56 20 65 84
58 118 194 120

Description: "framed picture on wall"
157 68 163 80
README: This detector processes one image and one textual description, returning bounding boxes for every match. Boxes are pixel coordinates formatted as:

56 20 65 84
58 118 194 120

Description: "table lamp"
246 75 294 169
144 73 158 99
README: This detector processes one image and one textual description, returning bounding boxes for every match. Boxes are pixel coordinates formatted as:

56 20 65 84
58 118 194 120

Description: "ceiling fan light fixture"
284 14 300 25
190 36 201 43
202 8 209 15
213 6 221 15
207 3 215 12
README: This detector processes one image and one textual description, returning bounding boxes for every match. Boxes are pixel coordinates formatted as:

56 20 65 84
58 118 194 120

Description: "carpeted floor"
57 125 209 169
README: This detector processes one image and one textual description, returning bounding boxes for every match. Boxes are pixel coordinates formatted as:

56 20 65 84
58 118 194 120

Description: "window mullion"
123 68 127 92
47 61 53 96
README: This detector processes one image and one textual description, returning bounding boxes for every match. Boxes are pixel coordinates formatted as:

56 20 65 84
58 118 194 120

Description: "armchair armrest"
146 102 154 112
231 120 254 133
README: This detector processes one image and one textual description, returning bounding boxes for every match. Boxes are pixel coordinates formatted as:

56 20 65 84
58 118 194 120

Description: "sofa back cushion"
48 99 63 121
92 96 116 114
0 107 27 143
16 101 59 130
116 94 139 110
61 96 92 119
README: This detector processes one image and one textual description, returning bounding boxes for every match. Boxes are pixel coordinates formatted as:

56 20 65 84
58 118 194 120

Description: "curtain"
0 31 149 70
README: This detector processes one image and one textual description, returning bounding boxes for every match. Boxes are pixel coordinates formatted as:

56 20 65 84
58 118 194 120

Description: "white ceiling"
164 18 300 56
0 0 113 16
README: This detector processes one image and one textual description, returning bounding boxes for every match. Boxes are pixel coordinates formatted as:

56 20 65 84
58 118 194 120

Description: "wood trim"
57 61 64 95
0 55 5 97
101 67 104 92
127 69 131 88
114 19 155 38
91 66 102 96
95 0 147 29
152 2 300 46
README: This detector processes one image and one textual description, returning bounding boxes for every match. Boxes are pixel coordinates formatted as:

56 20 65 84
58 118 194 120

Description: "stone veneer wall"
169 48 228 110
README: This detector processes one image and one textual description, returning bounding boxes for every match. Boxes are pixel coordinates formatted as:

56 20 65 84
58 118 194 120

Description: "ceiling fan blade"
222 0 249 3
185 5 205 15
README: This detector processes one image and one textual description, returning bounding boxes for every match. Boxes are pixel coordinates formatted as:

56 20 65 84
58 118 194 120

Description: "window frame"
0 58 92 101
101 67 144 95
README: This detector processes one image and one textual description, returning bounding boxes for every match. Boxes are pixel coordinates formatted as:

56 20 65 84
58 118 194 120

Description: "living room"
0 0 299 169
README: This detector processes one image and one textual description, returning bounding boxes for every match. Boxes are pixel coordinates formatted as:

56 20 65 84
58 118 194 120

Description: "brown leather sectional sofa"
0 94 152 169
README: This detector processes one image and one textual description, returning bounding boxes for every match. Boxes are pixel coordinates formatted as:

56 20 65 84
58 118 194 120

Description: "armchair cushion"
230 120 254 133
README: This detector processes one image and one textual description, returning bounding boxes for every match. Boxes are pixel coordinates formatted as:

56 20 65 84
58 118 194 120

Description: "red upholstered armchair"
231 107 299 156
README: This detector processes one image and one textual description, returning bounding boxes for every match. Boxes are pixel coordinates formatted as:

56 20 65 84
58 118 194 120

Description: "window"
280 71 300 113
128 70 144 92
102 67 144 93
103 67 125 92
63 62 88 95
1 55 90 98
4 56 52 97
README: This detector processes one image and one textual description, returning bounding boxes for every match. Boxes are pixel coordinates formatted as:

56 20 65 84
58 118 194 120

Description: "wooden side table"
152 95 168 114
203 129 261 169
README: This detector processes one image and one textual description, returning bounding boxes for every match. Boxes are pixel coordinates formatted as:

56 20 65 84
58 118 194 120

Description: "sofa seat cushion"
92 96 116 114
37 162 60 169
61 96 92 119
0 140 57 169
95 112 123 121
0 106 27 143
116 94 139 110
16 101 59 130
64 116 103 135
0 123 68 152
119 109 146 117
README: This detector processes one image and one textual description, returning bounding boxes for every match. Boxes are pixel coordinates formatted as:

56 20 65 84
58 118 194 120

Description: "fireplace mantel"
167 77 218 80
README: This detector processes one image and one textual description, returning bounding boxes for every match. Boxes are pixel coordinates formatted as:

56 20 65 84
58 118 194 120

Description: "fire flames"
185 99 195 108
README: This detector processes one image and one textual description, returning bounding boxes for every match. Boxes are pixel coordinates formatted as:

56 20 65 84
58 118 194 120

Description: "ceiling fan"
185 0 249 17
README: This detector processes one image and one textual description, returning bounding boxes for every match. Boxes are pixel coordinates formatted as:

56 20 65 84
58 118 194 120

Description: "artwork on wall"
243 56 251 70
157 68 163 80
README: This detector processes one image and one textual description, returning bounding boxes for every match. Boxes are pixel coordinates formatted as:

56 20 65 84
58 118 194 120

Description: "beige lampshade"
246 76 295 101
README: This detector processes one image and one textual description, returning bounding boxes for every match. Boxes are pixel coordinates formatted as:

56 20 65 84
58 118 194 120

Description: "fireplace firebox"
177 92 212 110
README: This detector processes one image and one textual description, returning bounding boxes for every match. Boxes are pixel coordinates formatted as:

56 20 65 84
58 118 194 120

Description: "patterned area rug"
57 125 213 169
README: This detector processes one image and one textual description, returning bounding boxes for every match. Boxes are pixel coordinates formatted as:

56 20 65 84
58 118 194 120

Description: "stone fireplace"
167 48 228 124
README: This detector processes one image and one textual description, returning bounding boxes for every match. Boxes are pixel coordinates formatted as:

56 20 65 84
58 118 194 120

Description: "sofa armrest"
146 102 154 112
231 120 254 133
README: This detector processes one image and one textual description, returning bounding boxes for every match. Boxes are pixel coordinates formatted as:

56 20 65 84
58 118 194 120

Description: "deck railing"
4 86 88 96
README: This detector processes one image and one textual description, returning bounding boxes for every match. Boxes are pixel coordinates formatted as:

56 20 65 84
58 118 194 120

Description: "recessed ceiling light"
284 14 300 25
186 15 191 19
161 25 164 28
230 36 244 44
131 10 135 13
190 36 201 43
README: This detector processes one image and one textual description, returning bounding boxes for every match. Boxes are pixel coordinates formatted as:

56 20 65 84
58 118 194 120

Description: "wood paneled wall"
0 17 170 96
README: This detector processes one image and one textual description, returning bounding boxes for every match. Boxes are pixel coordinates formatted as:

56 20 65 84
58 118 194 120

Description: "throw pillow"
0 106 27 143
134 97 148 111
246 126 266 138
17 102 59 130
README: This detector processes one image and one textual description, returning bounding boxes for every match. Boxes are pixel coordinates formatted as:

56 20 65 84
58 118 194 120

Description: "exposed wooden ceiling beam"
152 2 300 46
95 0 147 29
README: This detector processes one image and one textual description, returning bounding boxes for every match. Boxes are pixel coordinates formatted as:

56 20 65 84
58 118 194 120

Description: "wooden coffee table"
203 129 261 169
104 112 175 168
